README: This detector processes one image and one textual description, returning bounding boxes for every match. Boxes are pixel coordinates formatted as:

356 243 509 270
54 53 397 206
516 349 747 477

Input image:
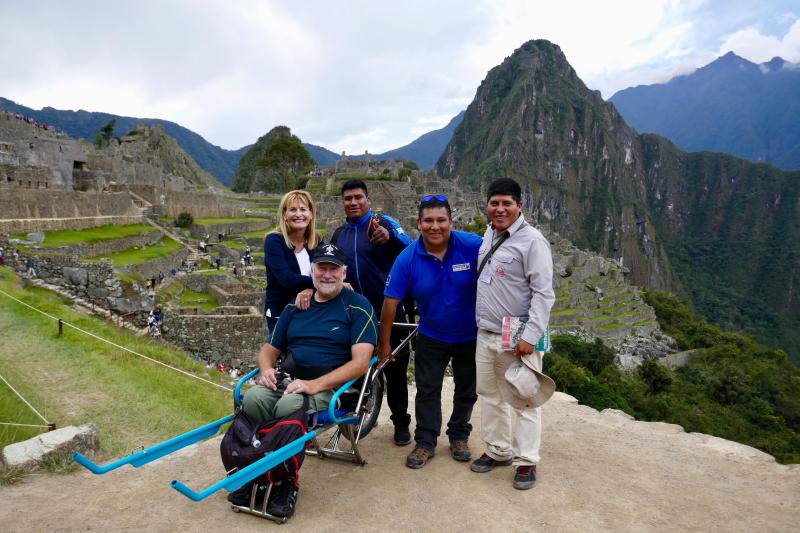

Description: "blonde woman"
264 190 320 332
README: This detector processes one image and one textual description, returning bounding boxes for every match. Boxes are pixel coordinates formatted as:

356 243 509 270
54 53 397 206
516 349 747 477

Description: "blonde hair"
274 190 319 250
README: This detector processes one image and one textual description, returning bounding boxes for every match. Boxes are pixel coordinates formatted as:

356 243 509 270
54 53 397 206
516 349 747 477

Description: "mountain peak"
761 56 787 73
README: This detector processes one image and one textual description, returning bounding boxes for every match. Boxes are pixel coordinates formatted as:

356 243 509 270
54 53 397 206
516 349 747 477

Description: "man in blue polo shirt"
379 195 482 469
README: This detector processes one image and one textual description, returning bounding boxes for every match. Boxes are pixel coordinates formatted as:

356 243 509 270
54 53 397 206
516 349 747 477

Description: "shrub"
637 360 673 395
175 212 194 229
551 335 616 375
545 354 590 394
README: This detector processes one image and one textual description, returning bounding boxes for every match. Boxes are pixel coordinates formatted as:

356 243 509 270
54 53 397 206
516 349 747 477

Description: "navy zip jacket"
331 210 412 312
263 232 314 320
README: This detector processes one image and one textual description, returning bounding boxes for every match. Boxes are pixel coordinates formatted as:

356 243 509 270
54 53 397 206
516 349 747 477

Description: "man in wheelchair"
236 242 378 517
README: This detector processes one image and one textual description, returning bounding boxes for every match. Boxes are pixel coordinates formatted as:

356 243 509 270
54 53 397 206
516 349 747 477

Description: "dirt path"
2 389 798 532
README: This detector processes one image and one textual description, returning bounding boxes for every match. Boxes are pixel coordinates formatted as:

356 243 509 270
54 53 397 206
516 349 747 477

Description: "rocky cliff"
436 40 800 361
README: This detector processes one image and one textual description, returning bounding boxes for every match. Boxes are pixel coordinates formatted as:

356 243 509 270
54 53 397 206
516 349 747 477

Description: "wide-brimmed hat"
503 354 556 409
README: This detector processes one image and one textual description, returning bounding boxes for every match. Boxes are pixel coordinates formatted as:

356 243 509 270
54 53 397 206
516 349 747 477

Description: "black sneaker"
227 483 267 507
405 446 434 469
513 465 537 490
266 480 299 518
470 453 513 473
449 440 471 462
394 426 412 446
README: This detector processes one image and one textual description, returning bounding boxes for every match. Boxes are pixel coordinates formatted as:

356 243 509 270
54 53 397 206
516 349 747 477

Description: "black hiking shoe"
513 465 537 490
394 426 412 446
266 480 299 518
470 453 513 473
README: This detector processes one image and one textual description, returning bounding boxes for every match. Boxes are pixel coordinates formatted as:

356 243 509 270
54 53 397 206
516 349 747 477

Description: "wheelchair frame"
72 324 418 522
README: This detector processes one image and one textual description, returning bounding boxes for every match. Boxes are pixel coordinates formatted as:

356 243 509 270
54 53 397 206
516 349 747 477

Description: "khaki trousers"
475 329 542 466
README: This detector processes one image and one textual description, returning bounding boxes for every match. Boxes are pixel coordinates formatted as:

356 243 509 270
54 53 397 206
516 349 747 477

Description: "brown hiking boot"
449 440 471 462
405 446 434 469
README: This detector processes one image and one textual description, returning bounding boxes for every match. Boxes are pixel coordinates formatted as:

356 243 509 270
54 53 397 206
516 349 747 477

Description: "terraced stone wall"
27 231 162 259
547 231 675 370
161 306 263 365
18 252 123 306
124 247 190 279
208 284 264 308
122 185 245 218
189 219 272 240
180 273 238 293
0 189 141 232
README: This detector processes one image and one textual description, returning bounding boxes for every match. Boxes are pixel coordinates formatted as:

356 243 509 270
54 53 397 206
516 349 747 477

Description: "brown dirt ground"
1 387 798 532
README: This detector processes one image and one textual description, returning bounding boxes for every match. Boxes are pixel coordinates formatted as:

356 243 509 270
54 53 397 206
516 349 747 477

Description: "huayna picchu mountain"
437 40 800 362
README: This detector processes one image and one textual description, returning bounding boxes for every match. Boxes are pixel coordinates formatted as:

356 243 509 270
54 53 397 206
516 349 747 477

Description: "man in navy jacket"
330 179 414 445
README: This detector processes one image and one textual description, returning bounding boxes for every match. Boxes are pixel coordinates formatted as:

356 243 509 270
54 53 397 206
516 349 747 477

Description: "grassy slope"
0 269 231 455
87 237 182 265
14 224 158 248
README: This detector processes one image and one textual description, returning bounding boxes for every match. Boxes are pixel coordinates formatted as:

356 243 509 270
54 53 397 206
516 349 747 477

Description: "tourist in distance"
380 195 482 468
239 242 377 518
471 177 555 490
263 190 320 333
330 179 414 446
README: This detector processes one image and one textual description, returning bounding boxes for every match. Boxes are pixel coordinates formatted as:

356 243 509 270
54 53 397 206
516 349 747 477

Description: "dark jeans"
385 324 411 428
414 333 477 451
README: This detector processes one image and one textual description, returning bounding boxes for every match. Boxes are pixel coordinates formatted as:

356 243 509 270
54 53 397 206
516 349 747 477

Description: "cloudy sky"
2 1 799 153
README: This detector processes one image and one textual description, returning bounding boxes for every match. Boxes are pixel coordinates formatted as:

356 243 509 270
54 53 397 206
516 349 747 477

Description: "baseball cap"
311 243 347 267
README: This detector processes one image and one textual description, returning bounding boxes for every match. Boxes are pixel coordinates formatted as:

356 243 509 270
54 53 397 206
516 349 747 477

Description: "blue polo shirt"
384 230 482 343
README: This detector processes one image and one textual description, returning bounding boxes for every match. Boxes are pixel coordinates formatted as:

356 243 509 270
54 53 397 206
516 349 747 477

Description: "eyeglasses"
420 194 448 204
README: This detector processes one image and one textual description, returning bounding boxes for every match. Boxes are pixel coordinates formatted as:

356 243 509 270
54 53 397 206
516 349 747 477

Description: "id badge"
479 265 492 284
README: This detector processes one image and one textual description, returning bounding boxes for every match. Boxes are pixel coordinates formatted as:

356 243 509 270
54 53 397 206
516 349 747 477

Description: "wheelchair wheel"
356 371 384 439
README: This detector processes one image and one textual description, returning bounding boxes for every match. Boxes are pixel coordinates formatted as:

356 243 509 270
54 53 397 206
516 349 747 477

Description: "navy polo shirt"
385 230 482 343
270 289 377 372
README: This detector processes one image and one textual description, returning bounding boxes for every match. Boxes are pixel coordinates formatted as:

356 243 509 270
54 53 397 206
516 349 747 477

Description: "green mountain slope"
437 40 800 361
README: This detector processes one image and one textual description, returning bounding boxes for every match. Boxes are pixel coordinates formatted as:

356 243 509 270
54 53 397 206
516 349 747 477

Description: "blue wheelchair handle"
325 356 378 425
171 431 318 501
234 368 260 407
72 413 234 474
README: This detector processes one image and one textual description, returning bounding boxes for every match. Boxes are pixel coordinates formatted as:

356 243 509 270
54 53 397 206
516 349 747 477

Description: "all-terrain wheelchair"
72 324 418 523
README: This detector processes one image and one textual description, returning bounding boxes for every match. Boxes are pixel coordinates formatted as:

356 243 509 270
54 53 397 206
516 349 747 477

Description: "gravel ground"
1 386 798 532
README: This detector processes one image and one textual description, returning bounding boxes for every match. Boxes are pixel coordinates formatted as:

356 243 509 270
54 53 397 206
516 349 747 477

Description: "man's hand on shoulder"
295 288 314 311
284 379 323 396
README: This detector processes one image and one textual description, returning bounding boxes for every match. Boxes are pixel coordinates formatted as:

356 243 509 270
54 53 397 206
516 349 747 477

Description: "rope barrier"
0 371 51 425
0 287 233 392
0 422 52 429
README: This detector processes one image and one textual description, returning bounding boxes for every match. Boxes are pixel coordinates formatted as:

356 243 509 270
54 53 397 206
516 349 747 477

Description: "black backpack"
220 396 309 485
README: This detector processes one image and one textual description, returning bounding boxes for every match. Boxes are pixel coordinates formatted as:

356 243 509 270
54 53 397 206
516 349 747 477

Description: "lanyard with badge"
477 230 509 284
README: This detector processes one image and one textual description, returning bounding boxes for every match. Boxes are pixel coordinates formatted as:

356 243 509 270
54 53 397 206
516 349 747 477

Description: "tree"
255 137 314 191
175 212 194 228
93 119 116 149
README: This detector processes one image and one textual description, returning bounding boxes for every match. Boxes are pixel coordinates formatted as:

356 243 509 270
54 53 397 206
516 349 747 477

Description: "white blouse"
296 248 311 276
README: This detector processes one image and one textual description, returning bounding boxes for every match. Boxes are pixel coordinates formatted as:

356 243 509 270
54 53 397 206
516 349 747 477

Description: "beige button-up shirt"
476 214 555 345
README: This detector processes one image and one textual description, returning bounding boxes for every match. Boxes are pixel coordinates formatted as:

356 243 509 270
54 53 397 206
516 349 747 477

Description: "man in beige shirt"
471 178 555 490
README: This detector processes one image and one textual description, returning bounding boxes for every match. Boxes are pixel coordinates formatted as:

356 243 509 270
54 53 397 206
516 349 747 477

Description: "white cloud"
1 1 798 155
717 22 800 62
